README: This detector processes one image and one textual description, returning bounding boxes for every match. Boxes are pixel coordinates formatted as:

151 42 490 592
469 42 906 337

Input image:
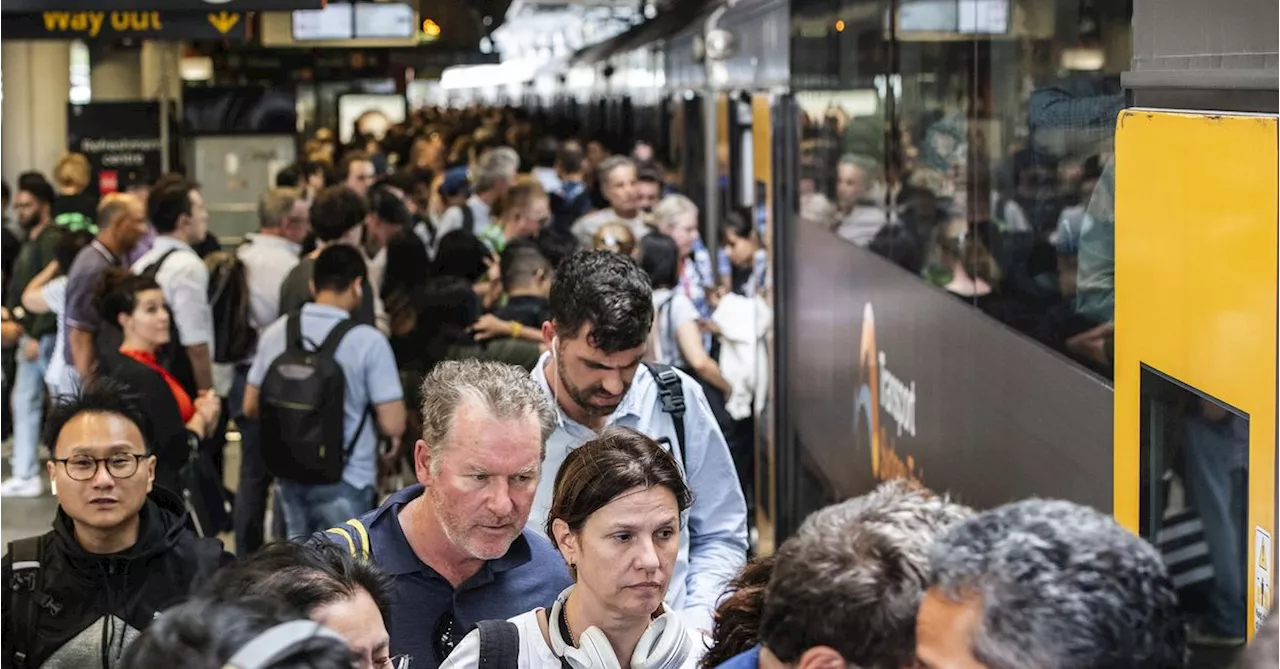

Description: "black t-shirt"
51 191 98 232
493 295 551 329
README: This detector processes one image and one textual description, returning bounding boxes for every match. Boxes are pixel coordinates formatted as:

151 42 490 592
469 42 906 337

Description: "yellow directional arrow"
207 11 239 35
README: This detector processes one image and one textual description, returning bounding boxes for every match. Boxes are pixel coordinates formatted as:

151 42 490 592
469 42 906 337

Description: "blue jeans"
1183 413 1248 637
11 335 54 480
276 479 374 539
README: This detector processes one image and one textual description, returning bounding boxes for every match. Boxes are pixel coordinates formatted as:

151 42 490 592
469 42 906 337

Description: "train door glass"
1140 365 1249 659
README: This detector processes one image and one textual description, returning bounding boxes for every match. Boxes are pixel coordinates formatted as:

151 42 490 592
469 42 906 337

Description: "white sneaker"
0 476 42 498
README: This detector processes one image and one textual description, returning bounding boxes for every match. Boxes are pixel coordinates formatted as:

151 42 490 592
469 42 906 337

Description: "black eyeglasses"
51 453 151 481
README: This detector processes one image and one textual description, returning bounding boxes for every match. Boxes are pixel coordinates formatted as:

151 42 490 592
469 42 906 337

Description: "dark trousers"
231 365 282 557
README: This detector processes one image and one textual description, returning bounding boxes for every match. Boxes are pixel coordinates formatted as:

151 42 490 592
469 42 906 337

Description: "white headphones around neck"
546 586 692 669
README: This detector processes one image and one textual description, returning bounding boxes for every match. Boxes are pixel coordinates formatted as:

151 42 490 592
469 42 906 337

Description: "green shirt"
6 223 63 338
478 224 507 254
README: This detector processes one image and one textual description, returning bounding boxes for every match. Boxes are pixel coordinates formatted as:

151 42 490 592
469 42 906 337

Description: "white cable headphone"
546 586 693 669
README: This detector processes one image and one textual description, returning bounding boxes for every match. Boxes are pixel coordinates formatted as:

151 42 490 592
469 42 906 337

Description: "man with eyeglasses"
1 378 233 669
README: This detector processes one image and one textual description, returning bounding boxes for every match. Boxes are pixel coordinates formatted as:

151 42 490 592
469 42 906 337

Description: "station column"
1 41 72 186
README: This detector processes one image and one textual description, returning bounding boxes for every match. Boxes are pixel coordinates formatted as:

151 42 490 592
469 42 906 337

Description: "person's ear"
552 518 578 567
795 646 845 669
541 321 557 347
46 461 58 496
414 439 432 484
308 278 318 299
145 454 156 493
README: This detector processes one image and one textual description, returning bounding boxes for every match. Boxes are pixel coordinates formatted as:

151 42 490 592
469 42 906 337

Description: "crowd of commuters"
0 106 1272 668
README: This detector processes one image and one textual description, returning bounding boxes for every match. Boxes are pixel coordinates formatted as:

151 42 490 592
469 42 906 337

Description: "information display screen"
355 3 414 38
292 2 353 40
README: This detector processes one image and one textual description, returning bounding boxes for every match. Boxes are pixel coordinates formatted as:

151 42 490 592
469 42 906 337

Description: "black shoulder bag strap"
9 537 50 669
642 361 687 474
460 204 476 236
476 619 521 669
140 248 181 280
315 318 371 460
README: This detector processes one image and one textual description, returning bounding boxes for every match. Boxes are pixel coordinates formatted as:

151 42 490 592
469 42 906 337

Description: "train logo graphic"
853 303 924 484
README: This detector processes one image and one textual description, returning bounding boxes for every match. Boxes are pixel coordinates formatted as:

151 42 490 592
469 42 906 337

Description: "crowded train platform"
0 0 1277 666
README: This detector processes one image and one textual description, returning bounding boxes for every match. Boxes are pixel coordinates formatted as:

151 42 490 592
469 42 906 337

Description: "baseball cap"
438 166 471 198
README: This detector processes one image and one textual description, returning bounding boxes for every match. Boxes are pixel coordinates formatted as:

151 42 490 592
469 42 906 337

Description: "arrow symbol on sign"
208 11 239 35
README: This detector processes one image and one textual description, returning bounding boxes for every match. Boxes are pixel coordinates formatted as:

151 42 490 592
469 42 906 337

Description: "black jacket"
1 488 233 669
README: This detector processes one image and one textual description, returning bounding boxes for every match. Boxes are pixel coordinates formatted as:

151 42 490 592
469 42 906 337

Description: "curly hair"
929 498 1187 668
701 555 777 669
549 250 652 353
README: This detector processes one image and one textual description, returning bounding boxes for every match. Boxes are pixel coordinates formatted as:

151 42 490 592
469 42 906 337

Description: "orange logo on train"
854 303 924 484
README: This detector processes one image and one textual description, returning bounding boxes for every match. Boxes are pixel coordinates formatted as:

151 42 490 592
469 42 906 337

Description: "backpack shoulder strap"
476 619 521 669
9 536 47 669
324 518 373 559
460 204 476 234
141 248 181 279
317 318 360 358
285 312 304 351
642 362 687 474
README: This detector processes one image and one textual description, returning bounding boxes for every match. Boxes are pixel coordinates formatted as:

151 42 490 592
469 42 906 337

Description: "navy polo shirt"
319 485 573 669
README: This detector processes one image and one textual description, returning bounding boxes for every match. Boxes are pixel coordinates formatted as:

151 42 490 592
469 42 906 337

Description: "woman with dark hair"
203 541 402 669
700 556 776 669
718 212 767 298
640 233 730 395
440 427 702 669
122 596 356 669
93 268 220 492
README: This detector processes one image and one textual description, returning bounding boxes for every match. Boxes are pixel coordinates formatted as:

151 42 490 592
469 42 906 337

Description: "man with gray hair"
915 498 1187 669
437 148 520 239
715 480 972 669
835 153 893 246
570 155 648 248
319 359 572 669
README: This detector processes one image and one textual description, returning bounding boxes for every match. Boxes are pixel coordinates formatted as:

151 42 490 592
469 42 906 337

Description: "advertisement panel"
782 222 1113 523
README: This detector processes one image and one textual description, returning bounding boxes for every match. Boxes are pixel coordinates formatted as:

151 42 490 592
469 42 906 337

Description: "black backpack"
259 313 371 485
205 247 258 363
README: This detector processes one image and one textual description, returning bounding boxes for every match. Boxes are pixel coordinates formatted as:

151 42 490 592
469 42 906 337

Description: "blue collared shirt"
715 645 761 669
321 485 573 669
529 353 748 633
248 303 403 490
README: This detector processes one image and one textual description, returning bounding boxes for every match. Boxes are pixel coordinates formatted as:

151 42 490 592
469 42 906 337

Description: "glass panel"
792 0 1129 380
1140 366 1248 663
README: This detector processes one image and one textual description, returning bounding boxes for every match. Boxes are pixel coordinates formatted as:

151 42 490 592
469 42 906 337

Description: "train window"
1140 366 1249 659
790 0 1126 379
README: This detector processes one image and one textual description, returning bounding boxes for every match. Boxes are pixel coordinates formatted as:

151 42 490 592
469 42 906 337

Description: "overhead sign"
0 10 249 40
2 0 317 12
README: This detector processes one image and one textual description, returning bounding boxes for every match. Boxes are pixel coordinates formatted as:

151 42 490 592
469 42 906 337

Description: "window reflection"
1142 367 1249 663
791 0 1126 378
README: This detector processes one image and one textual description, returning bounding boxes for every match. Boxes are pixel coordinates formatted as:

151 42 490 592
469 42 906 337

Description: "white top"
651 288 700 371
437 195 493 240
131 236 213 346
42 277 75 397
570 209 649 249
441 609 705 669
237 232 302 332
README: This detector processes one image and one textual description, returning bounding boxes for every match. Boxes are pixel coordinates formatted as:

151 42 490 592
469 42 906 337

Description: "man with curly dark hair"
529 250 748 633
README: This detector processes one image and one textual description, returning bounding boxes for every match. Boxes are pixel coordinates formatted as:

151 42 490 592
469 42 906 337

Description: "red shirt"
120 348 195 422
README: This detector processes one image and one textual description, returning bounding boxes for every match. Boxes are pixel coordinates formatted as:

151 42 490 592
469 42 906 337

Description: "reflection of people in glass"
834 155 892 247
1181 399 1248 644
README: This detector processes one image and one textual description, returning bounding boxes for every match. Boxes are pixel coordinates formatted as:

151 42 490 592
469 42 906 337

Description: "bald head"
96 192 148 253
